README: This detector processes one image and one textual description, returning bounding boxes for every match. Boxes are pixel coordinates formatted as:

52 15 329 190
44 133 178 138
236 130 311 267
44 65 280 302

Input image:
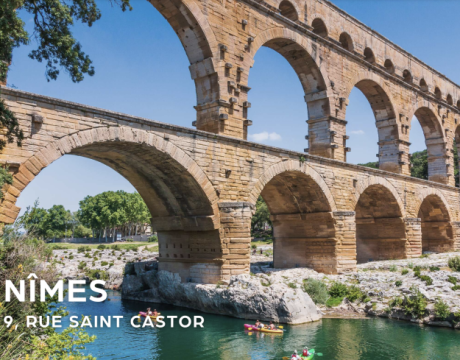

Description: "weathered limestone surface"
122 266 321 325
3 0 460 283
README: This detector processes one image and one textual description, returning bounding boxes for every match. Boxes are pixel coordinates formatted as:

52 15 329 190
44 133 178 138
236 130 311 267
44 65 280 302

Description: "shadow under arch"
344 78 400 172
355 184 406 263
416 190 454 253
410 106 448 184
249 160 338 273
9 126 223 283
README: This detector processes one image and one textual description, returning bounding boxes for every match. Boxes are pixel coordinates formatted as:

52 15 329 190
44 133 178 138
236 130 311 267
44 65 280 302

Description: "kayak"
139 311 161 319
244 324 283 334
301 349 315 359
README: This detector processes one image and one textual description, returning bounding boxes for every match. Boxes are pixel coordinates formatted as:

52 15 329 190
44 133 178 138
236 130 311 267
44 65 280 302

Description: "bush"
452 285 460 291
126 238 134 242
326 297 343 307
78 261 86 270
101 261 109 266
395 280 402 287
328 282 348 298
403 288 427 319
346 285 366 302
68 255 74 260
389 265 397 272
448 256 460 272
77 246 86 253
97 244 106 250
401 269 409 275
408 262 414 269
148 235 158 243
302 278 328 305
420 275 433 286
447 276 458 285
429 266 440 272
288 282 297 289
85 269 109 281
434 299 450 320
111 244 120 251
390 296 403 308
251 244 257 249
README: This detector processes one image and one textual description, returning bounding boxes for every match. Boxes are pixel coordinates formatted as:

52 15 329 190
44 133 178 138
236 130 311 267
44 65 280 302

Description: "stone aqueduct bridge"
2 0 460 283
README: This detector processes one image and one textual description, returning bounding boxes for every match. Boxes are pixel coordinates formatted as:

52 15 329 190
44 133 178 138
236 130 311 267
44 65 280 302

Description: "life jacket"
303 349 309 356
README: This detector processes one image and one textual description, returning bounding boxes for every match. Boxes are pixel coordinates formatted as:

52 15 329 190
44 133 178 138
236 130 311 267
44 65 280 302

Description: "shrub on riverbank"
434 299 450 320
0 233 96 359
403 287 427 319
448 256 460 271
302 278 328 305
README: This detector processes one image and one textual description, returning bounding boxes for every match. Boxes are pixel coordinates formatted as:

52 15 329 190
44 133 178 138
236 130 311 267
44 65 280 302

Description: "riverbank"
51 243 158 289
51 245 460 328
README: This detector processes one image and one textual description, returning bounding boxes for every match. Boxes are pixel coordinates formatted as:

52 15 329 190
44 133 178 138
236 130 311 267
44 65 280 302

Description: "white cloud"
349 130 365 135
249 131 282 142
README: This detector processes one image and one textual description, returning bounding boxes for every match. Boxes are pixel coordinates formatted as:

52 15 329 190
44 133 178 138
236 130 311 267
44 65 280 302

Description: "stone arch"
250 160 338 273
8 126 218 219
149 0 217 64
410 106 448 184
355 183 407 263
435 87 442 100
250 28 328 96
414 188 453 223
416 190 454 253
345 77 400 172
457 100 460 109
249 26 331 144
312 18 328 38
4 126 223 283
364 47 376 64
384 59 395 74
249 159 337 210
354 176 405 217
339 32 354 52
447 94 453 106
279 0 299 21
420 78 429 92
403 69 413 84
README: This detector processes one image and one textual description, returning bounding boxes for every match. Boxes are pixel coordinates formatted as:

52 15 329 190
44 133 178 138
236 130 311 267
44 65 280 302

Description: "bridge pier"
306 116 348 161
404 218 422 258
272 211 357 274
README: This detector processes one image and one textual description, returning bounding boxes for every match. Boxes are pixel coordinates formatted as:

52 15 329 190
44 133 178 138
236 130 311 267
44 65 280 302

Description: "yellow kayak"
244 324 283 334
139 311 161 319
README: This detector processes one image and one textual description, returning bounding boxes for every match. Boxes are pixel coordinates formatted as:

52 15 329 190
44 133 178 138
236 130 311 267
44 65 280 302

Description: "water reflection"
61 288 459 360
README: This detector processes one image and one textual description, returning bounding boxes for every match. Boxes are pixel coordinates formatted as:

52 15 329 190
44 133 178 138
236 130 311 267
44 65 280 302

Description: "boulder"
122 270 321 324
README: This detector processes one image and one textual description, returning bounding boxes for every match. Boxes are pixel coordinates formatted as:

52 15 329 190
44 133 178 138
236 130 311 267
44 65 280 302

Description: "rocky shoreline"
52 246 460 329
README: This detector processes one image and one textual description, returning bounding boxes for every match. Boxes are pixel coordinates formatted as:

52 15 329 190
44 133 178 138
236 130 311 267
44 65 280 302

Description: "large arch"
410 106 449 184
250 160 338 273
355 184 406 263
417 193 454 253
250 28 331 157
6 126 223 283
345 78 401 173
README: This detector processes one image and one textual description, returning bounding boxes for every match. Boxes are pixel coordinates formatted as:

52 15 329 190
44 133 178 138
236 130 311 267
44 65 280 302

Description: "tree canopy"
17 190 150 240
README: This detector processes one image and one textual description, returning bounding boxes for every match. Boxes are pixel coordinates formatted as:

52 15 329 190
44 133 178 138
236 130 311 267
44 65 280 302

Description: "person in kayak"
146 308 153 316
302 347 310 357
268 321 275 330
153 309 159 316
255 320 261 328
290 350 301 360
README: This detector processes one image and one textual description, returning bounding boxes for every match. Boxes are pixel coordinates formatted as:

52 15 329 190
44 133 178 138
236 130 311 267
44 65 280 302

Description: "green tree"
410 149 428 180
16 199 48 238
125 192 150 236
251 196 272 234
0 166 13 199
0 0 132 151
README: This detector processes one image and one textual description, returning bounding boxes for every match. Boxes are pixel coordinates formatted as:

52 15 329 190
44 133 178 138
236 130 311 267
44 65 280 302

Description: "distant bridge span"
2 0 460 283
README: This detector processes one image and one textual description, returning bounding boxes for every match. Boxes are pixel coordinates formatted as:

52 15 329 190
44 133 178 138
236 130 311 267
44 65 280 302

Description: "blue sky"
8 0 460 214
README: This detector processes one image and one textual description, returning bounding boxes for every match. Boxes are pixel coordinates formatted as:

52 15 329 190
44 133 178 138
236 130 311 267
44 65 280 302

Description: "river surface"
61 287 459 360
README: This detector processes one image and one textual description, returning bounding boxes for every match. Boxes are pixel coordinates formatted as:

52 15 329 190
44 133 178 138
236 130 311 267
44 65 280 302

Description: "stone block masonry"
3 0 460 283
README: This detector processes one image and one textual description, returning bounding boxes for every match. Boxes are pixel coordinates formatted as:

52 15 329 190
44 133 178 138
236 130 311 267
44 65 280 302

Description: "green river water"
62 287 459 360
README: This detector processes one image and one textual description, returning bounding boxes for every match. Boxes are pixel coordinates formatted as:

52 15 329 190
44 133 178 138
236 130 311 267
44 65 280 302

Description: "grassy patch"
302 278 328 305
326 297 343 307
